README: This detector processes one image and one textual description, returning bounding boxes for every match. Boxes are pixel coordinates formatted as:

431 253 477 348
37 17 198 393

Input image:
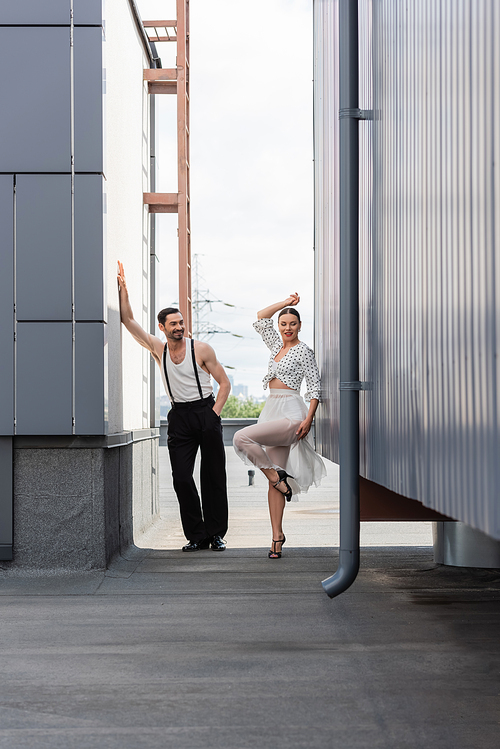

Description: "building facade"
314 0 500 543
0 0 160 567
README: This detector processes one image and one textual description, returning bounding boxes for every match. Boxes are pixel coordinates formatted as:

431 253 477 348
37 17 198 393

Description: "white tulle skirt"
233 389 326 499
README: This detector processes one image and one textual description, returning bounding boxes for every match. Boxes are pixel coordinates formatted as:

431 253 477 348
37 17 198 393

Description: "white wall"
105 1 152 433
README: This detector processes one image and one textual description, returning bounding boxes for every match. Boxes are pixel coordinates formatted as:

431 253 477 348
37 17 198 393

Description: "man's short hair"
157 307 181 327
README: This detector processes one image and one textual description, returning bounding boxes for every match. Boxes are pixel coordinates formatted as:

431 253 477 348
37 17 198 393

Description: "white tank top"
161 339 213 403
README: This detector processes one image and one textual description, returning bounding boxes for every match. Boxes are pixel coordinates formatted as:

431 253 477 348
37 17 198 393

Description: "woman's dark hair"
157 307 181 326
278 307 301 322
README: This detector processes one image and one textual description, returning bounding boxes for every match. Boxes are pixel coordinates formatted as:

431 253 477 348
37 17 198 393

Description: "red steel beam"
148 81 176 94
176 0 192 336
144 69 177 94
143 69 177 80
143 4 192 335
147 36 177 42
143 20 177 27
143 193 179 214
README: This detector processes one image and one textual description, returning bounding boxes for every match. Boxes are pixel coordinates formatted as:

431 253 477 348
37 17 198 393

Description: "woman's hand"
284 292 300 307
257 293 300 320
296 417 312 440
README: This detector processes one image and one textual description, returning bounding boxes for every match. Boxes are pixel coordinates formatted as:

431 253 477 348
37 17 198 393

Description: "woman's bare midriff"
269 377 294 390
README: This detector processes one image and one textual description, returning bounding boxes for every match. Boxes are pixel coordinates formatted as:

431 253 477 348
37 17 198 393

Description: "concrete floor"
1 448 499 748
141 446 434 551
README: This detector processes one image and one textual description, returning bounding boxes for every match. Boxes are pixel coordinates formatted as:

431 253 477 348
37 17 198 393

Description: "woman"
233 293 326 558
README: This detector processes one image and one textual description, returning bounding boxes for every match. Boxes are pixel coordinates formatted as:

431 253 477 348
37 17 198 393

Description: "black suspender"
190 338 204 399
162 343 175 404
163 339 204 404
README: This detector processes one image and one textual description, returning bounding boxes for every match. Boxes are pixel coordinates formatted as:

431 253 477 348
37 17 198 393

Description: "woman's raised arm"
257 293 300 320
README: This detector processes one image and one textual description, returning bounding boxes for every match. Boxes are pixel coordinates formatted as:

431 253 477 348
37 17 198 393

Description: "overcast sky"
136 0 314 397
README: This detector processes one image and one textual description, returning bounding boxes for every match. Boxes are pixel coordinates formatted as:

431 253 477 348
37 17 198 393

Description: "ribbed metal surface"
358 0 373 475
314 0 500 539
313 0 340 463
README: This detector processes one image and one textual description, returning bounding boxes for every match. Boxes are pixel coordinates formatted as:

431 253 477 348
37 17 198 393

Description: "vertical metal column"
149 87 159 427
176 0 192 337
70 0 76 435
322 0 361 598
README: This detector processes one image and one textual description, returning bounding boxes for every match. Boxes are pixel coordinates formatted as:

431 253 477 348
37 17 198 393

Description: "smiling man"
117 262 230 551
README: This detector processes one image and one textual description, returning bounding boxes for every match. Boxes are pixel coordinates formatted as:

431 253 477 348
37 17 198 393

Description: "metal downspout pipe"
321 0 360 598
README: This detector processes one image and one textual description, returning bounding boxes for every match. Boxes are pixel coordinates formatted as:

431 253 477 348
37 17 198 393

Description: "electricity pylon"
192 255 241 342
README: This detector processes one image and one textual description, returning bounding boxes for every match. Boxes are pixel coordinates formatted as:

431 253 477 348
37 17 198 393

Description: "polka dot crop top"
253 318 321 402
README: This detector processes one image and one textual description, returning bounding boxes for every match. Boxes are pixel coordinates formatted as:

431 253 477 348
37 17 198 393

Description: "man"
117 261 230 551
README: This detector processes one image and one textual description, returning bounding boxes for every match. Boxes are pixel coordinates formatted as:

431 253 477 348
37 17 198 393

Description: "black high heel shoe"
273 469 295 502
268 535 286 559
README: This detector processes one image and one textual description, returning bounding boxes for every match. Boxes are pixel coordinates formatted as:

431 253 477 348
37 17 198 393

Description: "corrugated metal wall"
314 0 500 539
313 0 340 461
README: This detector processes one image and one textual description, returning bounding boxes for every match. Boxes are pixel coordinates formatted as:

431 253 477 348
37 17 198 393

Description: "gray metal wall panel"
75 323 107 434
16 323 72 435
369 0 500 537
0 438 13 556
358 0 374 477
314 0 500 539
74 175 105 321
313 0 340 463
0 177 14 435
0 1 70 25
73 0 103 25
0 28 70 172
16 175 72 321
74 26 103 173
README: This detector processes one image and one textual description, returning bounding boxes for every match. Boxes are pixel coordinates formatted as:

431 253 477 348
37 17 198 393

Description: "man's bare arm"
196 341 231 415
117 261 164 363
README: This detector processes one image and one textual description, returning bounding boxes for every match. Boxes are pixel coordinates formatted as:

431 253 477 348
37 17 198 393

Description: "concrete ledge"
221 418 258 446
14 428 160 450
160 418 258 447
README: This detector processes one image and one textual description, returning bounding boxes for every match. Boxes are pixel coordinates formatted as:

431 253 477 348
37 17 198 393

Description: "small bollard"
248 470 255 486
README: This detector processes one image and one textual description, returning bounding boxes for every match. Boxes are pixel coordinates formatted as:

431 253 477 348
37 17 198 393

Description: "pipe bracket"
339 108 374 120
339 381 372 391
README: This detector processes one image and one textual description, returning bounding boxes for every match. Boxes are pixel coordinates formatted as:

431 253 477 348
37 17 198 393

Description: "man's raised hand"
117 261 127 292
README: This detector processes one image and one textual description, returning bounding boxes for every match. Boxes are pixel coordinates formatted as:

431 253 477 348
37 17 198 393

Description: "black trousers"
167 396 228 542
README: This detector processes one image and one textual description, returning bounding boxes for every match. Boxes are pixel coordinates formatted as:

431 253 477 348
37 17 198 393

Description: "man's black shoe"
182 538 210 552
210 535 227 551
